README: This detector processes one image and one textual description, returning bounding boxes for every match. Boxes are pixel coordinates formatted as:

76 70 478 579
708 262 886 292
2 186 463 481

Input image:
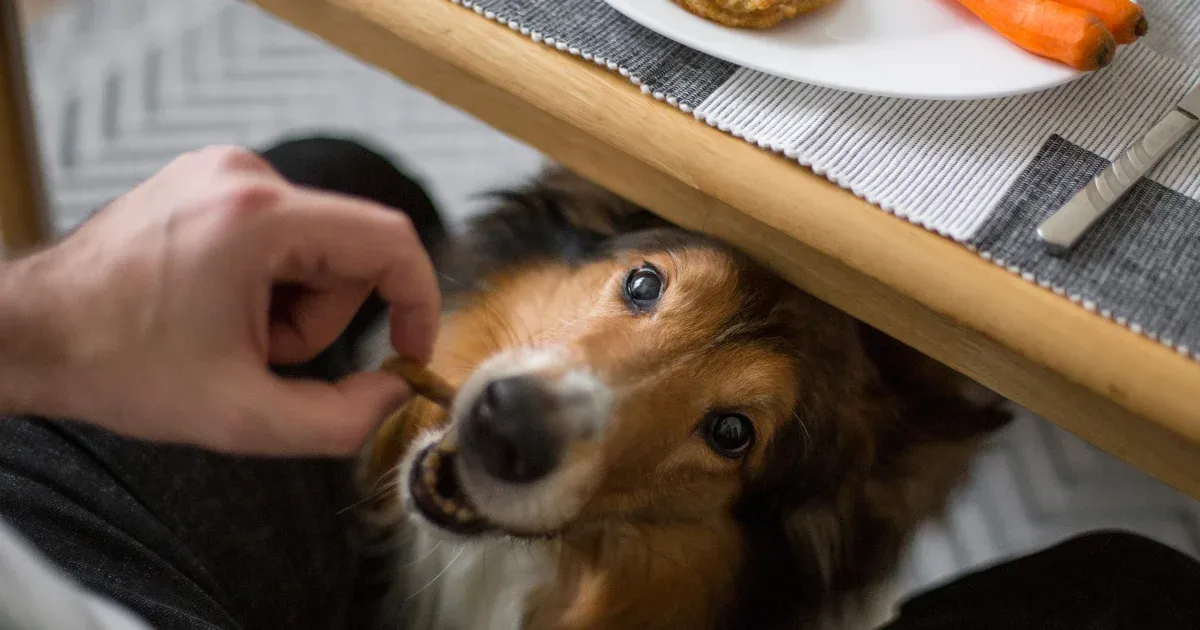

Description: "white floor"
20 0 1200 597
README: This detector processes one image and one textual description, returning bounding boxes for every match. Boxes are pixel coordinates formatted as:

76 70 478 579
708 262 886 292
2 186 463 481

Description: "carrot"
1053 0 1148 44
955 0 1117 71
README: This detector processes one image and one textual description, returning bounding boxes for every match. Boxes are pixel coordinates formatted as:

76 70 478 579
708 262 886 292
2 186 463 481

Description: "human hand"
0 146 440 456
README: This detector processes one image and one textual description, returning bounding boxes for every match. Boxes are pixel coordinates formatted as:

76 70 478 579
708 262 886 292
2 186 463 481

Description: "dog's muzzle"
462 375 566 485
405 347 612 537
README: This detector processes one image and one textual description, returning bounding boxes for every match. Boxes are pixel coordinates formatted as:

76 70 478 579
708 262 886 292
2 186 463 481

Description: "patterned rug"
21 0 1200 596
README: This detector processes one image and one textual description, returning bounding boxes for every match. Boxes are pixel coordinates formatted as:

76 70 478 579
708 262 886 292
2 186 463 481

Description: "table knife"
1038 82 1200 252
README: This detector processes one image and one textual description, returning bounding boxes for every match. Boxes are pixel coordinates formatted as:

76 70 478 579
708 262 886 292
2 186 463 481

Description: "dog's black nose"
464 376 563 484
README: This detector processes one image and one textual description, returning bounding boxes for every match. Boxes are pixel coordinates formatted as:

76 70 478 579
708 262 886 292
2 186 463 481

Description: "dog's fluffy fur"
357 168 1011 630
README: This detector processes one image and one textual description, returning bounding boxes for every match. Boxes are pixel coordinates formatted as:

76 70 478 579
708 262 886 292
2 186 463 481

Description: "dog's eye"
705 414 755 458
624 265 664 311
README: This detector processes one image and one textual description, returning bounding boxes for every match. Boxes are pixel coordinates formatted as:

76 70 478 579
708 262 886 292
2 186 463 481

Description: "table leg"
0 1 50 254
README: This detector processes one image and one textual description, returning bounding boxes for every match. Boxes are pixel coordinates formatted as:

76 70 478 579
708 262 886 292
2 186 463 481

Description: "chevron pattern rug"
20 0 1200 596
21 0 547 230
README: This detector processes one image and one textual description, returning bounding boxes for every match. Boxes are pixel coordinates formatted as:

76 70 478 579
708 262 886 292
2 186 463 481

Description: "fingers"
262 188 441 363
184 145 278 179
267 282 374 364
231 371 412 457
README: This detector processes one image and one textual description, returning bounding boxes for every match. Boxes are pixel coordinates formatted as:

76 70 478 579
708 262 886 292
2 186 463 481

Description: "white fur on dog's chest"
393 527 555 630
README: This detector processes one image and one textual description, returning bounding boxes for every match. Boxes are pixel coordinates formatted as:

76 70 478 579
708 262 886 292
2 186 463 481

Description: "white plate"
603 0 1094 100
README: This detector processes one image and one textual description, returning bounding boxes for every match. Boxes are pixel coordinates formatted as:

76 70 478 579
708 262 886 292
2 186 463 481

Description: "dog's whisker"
403 544 467 602
337 480 399 515
401 541 443 567
337 464 403 515
792 411 814 455
437 271 467 287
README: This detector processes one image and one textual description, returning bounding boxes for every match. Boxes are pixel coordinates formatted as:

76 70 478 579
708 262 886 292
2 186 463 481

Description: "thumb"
243 371 411 457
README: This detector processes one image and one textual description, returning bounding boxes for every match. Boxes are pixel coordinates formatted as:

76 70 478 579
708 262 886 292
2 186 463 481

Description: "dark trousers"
1 137 1198 630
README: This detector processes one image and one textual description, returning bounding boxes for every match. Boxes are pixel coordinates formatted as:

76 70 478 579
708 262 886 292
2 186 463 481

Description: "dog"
354 168 1011 630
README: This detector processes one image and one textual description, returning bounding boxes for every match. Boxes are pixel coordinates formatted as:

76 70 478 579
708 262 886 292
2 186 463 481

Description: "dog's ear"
858 325 1012 441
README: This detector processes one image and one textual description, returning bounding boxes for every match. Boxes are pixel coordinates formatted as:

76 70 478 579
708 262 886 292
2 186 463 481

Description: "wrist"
0 251 80 418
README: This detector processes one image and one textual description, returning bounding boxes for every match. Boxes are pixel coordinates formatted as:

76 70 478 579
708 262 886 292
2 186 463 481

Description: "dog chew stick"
383 358 456 410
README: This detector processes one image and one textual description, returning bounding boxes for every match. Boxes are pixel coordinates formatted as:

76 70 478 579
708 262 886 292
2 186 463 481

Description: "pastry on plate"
672 0 839 29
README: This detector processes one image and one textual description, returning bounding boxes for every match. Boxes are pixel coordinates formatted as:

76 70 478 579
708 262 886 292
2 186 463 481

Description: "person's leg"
881 530 1200 630
0 419 360 629
0 135 446 630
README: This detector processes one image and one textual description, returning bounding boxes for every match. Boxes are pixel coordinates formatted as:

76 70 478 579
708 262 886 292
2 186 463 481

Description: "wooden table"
5 0 1200 498
0 0 50 253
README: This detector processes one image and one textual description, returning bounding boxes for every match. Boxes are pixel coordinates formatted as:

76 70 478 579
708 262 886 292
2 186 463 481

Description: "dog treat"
383 357 456 410
672 0 839 29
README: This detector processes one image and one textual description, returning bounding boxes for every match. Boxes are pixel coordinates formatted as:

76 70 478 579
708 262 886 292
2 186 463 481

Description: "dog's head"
367 171 1010 627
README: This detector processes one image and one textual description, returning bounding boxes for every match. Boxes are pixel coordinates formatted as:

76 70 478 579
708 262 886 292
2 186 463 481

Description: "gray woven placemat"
454 0 1200 360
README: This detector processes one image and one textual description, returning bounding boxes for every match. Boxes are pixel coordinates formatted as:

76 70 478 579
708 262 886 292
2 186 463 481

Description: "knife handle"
1038 110 1199 252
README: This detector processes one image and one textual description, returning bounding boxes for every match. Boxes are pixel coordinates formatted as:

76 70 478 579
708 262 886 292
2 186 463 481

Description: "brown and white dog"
357 169 1011 630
